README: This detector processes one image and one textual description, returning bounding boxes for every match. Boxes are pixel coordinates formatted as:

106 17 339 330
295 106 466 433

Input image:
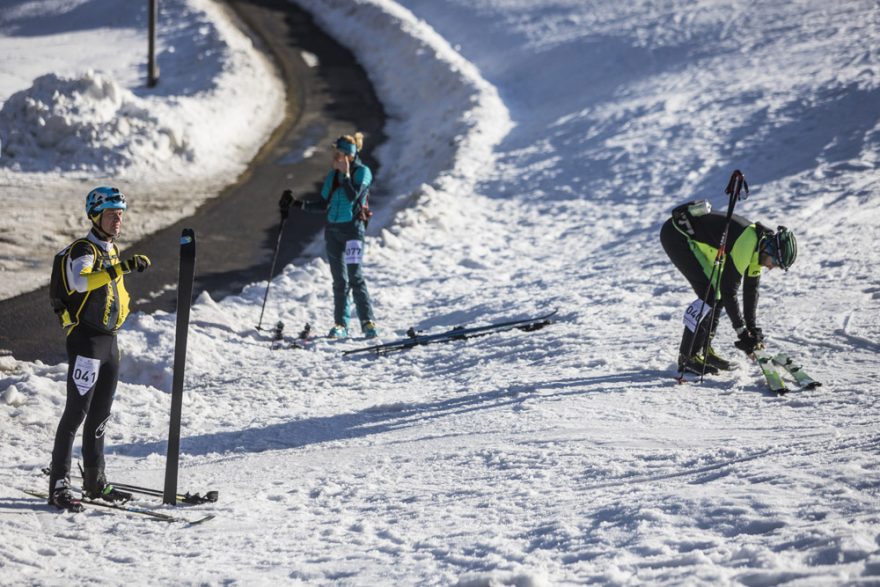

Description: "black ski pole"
696 170 749 378
677 170 749 383
256 215 287 332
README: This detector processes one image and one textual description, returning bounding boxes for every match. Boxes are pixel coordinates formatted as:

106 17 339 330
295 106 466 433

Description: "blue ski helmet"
86 186 127 219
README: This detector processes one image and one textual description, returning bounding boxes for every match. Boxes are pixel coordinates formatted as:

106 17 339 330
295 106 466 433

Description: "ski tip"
187 514 217 526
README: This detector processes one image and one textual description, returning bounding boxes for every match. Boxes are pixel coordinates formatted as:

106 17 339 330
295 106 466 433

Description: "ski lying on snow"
261 320 291 350
772 352 822 390
752 349 822 394
21 489 215 525
270 322 360 350
752 349 788 394
343 309 558 356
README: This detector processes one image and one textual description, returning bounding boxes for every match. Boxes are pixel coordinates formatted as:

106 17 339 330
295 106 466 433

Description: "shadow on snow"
107 370 681 459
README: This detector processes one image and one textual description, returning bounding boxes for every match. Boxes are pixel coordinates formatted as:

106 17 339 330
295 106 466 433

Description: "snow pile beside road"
0 71 192 174
0 0 285 299
0 0 283 183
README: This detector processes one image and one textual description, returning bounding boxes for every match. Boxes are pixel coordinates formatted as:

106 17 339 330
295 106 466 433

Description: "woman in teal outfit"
281 133 378 339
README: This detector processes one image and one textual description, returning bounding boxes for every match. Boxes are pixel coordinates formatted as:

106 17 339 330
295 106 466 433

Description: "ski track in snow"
2 0 880 585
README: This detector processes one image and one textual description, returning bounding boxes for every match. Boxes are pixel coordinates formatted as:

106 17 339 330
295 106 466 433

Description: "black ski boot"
48 478 84 512
83 467 132 504
678 353 720 376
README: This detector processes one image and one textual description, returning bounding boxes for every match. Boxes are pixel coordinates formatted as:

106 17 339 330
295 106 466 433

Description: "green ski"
752 349 788 394
772 352 822 390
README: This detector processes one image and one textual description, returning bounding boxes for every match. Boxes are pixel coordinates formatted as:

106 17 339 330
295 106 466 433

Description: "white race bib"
72 355 101 396
683 298 712 333
344 239 364 265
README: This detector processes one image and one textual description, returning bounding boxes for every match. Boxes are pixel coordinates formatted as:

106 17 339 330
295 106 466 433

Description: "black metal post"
148 0 159 87
164 229 195 505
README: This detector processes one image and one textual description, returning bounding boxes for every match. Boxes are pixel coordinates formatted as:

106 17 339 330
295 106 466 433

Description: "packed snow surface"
1 0 879 585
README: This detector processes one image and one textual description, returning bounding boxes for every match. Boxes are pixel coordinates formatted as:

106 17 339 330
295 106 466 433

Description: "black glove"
734 329 760 354
120 254 151 274
748 326 764 345
279 189 293 219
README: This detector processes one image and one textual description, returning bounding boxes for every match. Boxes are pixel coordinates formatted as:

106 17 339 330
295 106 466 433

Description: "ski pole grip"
725 169 749 201
279 189 293 219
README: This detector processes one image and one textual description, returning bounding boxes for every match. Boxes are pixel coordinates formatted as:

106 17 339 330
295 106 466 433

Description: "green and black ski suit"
660 211 768 357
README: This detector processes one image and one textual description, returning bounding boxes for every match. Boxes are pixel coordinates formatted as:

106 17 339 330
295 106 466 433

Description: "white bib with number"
344 240 364 265
72 355 101 396
683 298 712 333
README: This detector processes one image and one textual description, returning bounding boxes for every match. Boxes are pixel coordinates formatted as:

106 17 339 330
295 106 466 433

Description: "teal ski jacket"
304 158 372 224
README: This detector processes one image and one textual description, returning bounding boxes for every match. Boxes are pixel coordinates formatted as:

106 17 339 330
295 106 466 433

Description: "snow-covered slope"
2 0 879 584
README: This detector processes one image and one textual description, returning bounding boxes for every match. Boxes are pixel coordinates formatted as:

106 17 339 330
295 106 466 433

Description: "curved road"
0 0 386 364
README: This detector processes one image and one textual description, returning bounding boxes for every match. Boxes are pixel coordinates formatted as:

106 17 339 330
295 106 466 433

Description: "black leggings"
50 325 119 486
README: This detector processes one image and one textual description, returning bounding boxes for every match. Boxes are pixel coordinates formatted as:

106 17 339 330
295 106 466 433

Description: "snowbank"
1 71 192 173
290 0 513 256
0 0 284 299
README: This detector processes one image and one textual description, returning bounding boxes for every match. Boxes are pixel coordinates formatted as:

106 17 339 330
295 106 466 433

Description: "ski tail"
166 228 197 505
752 348 823 394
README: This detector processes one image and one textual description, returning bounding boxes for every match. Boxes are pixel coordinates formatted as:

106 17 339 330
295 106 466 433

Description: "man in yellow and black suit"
47 187 151 512
660 203 798 376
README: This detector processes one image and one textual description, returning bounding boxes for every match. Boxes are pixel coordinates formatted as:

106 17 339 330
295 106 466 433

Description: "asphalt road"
0 0 386 364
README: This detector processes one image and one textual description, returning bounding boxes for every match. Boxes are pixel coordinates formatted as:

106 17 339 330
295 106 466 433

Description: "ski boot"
362 321 379 339
83 467 132 504
48 478 84 512
327 324 349 339
678 353 720 376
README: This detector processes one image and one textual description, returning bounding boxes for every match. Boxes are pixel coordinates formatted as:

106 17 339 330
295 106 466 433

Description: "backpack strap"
350 160 373 223
51 238 98 321
354 186 370 211
71 238 104 269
